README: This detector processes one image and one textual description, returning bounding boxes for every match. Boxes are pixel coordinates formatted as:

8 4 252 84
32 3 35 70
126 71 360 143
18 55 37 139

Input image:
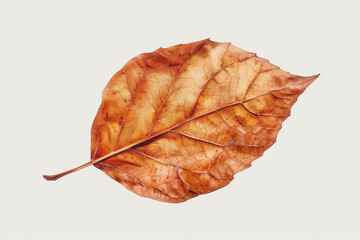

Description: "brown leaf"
43 39 319 203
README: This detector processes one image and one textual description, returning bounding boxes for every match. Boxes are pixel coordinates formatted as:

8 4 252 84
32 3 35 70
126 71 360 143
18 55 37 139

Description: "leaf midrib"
90 85 290 166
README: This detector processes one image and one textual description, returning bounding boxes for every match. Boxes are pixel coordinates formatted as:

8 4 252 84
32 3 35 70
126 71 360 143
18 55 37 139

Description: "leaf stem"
43 161 94 181
43 144 131 181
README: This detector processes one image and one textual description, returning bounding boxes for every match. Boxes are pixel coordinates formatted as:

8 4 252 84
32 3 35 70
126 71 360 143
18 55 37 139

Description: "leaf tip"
313 73 321 78
309 73 320 83
300 73 320 87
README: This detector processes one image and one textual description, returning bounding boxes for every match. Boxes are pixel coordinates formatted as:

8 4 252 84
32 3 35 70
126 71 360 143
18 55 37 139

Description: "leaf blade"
44 39 319 203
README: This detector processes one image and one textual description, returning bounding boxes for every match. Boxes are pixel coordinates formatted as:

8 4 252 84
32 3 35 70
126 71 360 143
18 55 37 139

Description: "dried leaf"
44 39 319 203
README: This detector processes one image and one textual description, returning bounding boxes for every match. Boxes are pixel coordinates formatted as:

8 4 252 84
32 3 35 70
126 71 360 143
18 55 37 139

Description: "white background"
1 0 359 239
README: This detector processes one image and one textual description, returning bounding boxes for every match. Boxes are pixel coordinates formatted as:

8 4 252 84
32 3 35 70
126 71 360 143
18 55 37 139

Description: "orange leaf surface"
44 39 319 203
